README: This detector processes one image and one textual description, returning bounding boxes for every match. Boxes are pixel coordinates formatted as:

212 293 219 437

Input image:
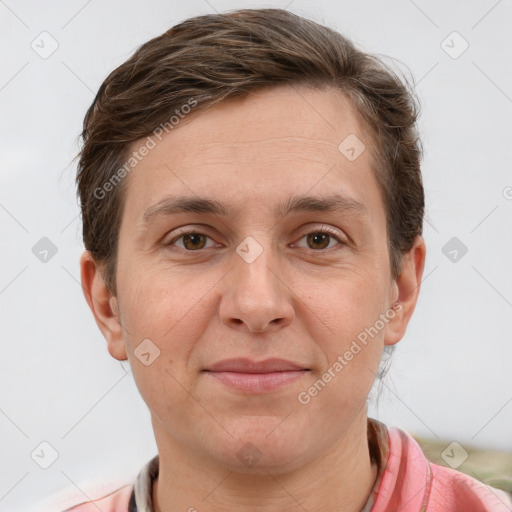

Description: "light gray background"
1 0 511 510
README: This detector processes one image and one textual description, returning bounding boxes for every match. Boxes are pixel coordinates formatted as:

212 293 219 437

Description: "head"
78 8 426 472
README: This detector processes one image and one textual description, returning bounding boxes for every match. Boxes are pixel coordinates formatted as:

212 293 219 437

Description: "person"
66 7 512 512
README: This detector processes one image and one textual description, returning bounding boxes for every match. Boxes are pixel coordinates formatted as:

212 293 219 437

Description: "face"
82 85 424 473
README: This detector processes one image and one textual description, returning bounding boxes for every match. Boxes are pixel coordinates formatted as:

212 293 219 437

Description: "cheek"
117 269 221 402
298 321 384 418
118 266 218 345
300 272 388 390
301 269 389 340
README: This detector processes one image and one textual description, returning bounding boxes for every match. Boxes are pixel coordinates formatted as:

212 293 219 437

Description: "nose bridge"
237 238 275 288
234 233 280 301
220 233 293 332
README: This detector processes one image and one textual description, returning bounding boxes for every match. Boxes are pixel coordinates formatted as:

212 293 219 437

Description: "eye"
165 226 346 252
166 230 217 251
293 227 346 251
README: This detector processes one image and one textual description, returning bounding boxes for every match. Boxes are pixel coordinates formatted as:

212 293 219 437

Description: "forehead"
121 85 380 222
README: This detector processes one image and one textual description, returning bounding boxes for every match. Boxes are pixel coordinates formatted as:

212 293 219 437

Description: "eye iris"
183 233 206 250
179 232 334 250
307 232 330 250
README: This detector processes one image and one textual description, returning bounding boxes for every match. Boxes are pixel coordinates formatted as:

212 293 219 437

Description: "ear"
384 235 426 346
79 250 127 360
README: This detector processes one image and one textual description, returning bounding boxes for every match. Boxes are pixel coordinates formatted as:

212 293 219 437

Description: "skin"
80 85 426 512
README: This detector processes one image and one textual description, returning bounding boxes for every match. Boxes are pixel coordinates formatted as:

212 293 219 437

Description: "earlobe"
79 251 128 361
384 236 427 346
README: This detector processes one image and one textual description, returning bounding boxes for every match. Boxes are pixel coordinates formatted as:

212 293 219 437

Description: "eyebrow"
139 193 368 229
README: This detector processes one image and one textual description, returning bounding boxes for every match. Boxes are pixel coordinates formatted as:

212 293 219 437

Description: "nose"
219 241 295 333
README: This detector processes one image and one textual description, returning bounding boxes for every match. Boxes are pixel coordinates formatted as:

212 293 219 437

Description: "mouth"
203 358 310 393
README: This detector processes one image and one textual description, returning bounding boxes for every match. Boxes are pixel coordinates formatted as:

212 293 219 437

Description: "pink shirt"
63 419 512 512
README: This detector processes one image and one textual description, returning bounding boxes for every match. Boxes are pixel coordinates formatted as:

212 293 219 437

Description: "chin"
208 419 312 474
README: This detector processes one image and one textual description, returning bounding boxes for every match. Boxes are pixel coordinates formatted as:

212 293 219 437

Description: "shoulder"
62 484 133 512
54 455 157 512
372 421 512 511
428 462 512 511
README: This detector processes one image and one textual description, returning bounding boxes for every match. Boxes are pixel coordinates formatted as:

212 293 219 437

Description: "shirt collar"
129 453 159 512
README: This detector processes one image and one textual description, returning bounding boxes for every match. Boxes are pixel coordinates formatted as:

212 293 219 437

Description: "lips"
205 358 308 373
203 358 309 392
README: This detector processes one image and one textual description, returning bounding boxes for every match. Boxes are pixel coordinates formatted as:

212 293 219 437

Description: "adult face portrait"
80 83 426 511
2 4 511 512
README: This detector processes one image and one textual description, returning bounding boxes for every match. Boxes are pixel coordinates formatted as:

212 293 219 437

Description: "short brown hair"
76 8 424 295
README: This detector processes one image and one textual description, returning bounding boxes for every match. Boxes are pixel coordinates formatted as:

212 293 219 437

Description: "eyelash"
165 226 346 252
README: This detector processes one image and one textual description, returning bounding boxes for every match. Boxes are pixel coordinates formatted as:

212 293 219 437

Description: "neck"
152 413 379 512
